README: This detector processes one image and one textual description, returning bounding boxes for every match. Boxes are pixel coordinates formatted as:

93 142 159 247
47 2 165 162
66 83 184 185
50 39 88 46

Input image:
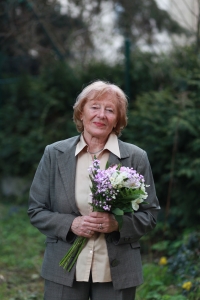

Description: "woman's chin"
86 129 111 139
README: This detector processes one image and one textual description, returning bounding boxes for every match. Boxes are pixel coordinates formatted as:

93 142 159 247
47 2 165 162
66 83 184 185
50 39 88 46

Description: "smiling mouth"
93 122 105 127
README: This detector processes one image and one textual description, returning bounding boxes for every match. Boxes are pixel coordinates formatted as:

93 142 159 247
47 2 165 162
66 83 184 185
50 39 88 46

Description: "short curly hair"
73 80 128 136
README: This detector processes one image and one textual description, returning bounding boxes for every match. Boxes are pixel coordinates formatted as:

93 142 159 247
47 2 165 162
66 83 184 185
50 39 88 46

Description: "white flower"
141 183 145 192
123 177 140 189
131 198 144 211
139 183 148 199
110 171 127 188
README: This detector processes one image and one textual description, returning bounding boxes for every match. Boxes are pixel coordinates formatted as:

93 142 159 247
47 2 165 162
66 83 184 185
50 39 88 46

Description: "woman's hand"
86 212 119 233
71 216 95 238
71 212 119 238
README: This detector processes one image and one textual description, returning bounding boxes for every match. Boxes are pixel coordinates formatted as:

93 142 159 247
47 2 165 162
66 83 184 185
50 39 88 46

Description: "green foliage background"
1 45 200 228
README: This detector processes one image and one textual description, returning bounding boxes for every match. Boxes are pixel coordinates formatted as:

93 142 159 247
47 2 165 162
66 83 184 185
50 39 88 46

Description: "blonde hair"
73 80 128 136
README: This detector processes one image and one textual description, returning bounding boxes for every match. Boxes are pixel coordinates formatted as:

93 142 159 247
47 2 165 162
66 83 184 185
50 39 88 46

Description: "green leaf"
105 161 110 169
114 215 123 230
111 208 124 215
116 164 122 170
117 194 141 201
122 207 133 213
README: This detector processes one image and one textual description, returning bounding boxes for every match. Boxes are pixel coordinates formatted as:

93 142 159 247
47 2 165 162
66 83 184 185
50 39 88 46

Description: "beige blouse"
74 133 120 282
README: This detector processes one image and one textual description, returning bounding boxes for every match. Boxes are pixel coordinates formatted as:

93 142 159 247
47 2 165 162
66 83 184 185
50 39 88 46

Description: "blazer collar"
53 136 80 153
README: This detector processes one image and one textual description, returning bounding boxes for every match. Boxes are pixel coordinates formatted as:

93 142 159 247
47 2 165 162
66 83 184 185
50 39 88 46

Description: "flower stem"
67 237 87 272
59 236 87 271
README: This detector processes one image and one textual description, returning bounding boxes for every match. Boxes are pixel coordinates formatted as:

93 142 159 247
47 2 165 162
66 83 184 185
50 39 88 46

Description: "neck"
83 132 107 153
87 147 104 155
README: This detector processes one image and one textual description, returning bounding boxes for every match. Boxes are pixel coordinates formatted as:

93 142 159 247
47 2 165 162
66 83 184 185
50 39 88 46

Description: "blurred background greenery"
0 0 200 299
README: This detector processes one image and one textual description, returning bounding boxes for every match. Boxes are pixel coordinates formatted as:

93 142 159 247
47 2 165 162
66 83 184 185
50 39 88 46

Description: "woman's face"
80 92 118 141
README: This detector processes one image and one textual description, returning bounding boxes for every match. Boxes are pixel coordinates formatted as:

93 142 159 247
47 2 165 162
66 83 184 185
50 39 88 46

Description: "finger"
86 222 102 231
86 216 108 225
96 222 109 231
85 229 95 237
89 211 108 218
89 212 100 217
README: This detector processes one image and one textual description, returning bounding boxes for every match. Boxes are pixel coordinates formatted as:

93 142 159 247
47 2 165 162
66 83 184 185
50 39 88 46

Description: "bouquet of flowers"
59 159 149 272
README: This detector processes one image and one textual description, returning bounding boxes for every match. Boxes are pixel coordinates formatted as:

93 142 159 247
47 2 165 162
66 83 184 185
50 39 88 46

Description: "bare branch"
182 0 198 18
170 0 194 31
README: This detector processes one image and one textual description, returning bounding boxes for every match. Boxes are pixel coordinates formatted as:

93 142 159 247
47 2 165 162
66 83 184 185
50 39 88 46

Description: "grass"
0 202 199 300
0 203 44 300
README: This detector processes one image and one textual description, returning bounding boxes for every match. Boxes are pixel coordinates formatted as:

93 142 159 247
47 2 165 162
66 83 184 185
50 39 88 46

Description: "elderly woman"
28 80 160 300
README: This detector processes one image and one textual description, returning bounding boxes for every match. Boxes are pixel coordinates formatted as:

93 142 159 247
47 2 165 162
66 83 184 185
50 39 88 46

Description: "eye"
91 105 99 109
106 108 114 113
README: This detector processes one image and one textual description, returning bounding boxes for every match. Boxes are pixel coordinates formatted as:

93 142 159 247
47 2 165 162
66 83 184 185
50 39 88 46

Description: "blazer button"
111 259 120 267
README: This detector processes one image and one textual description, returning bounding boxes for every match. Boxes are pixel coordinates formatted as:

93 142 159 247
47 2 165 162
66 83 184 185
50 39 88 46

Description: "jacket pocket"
45 237 58 244
130 242 140 249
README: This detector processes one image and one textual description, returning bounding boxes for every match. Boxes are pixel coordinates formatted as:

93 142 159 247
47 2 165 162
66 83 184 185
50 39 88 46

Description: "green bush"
136 231 200 300
167 232 200 298
0 63 79 177
123 71 200 226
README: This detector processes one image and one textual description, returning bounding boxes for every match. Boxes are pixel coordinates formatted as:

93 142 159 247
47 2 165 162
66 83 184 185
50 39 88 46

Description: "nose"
98 108 105 118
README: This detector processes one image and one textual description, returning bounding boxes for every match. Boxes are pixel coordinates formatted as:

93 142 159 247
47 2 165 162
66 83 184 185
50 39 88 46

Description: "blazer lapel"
108 139 130 166
55 137 80 215
108 152 121 166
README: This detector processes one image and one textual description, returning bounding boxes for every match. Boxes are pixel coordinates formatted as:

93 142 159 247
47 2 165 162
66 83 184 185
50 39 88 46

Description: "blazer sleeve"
109 150 160 245
27 146 76 243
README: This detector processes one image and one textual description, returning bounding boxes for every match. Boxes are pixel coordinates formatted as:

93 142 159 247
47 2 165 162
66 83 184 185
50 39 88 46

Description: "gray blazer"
28 135 160 290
